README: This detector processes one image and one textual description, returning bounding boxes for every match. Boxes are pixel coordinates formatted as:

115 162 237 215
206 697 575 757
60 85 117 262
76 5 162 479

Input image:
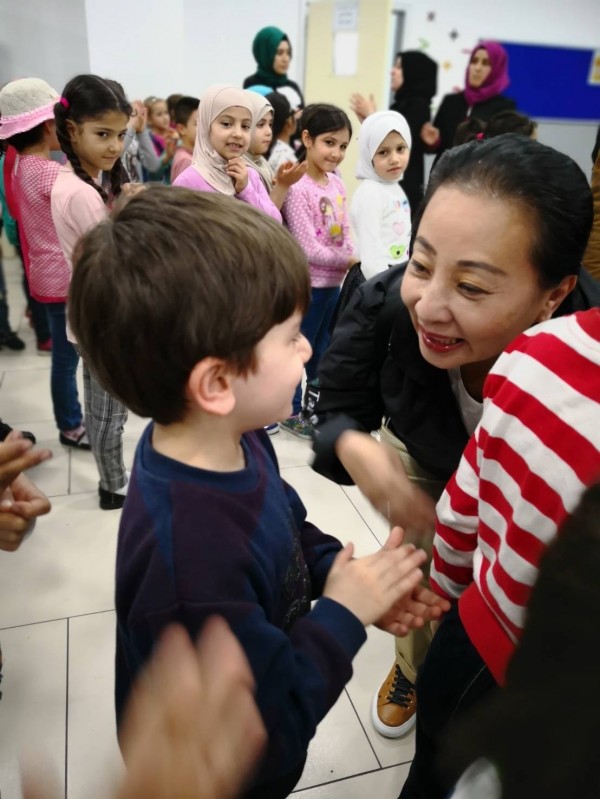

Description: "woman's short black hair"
414 135 593 288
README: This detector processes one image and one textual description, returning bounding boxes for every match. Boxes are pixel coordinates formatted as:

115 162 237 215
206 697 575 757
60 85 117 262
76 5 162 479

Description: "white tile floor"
0 248 414 799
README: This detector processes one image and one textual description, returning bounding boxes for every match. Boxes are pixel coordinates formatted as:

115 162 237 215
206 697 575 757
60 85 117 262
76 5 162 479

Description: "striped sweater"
430 309 600 684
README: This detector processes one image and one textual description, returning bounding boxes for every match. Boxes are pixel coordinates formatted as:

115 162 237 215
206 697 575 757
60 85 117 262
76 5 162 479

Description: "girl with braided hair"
51 74 132 510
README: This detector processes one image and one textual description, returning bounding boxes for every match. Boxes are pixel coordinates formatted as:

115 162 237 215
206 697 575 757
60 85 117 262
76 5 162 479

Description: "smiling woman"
310 134 598 741
421 41 516 163
243 26 305 115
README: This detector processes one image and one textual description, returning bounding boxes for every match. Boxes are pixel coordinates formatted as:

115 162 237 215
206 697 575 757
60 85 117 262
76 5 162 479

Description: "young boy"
69 187 448 799
170 95 199 183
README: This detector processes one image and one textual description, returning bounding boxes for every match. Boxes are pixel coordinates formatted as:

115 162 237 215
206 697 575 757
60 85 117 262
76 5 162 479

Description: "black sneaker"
0 332 25 351
0 420 36 445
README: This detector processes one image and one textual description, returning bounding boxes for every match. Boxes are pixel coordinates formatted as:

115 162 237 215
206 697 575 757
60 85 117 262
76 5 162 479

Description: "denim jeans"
46 302 83 431
292 286 340 415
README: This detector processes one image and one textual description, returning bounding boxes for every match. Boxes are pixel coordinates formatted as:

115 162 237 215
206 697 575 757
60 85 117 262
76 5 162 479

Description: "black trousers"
399 603 497 799
243 758 306 799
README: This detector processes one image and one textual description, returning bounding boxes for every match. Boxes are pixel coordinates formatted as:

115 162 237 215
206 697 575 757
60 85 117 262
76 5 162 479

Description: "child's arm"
351 185 389 280
136 129 163 175
283 182 355 268
269 161 307 210
236 168 282 222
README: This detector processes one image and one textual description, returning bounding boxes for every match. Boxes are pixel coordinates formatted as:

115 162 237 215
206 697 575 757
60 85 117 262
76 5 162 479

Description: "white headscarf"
191 84 252 195
243 89 275 192
356 110 412 183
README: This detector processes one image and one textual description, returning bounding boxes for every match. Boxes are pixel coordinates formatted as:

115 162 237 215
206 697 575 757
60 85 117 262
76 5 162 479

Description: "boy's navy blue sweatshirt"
115 425 366 786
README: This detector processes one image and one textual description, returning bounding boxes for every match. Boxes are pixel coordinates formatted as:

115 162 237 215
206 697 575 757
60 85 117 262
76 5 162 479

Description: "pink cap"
0 78 59 140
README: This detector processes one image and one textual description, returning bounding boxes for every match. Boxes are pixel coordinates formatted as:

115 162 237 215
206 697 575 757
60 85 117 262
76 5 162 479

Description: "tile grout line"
291 760 413 794
65 617 70 799
341 487 386 547
344 686 383 769
0 607 116 632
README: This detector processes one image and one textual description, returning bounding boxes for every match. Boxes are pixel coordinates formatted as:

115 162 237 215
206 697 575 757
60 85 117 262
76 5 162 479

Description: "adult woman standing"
352 51 438 215
243 26 305 115
311 136 598 741
421 41 515 161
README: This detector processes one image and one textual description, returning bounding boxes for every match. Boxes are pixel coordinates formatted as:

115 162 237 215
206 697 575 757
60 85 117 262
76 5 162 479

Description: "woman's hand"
420 122 440 147
226 157 249 193
350 92 376 123
336 430 436 535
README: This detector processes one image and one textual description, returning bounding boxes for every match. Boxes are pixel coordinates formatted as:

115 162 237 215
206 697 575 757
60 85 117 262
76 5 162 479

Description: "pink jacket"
173 165 282 223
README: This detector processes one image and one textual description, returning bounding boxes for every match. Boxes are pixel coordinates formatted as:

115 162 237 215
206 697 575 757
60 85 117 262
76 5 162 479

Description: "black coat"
432 91 516 162
312 265 600 484
391 95 431 215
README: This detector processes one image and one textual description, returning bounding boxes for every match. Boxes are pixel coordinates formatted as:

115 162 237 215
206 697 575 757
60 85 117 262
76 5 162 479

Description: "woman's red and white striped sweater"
430 309 600 685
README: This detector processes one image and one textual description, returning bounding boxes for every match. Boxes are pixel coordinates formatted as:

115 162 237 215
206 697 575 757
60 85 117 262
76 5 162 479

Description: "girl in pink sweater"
280 104 357 438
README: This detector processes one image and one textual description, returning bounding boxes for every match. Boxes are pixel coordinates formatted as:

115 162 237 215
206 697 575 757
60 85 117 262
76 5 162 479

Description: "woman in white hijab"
350 110 412 281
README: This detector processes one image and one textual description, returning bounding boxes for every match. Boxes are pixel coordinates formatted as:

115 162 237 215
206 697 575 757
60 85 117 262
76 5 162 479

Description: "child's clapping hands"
323 526 449 632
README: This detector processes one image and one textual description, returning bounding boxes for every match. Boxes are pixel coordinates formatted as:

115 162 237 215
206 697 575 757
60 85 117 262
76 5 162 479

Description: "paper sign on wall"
333 1 359 32
333 30 359 75
589 51 600 86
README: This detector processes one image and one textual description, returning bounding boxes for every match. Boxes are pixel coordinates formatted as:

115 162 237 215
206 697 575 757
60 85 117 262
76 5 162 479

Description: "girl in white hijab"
350 110 412 280
172 84 281 221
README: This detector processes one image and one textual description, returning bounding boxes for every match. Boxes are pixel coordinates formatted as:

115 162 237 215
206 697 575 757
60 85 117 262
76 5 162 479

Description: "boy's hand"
336 431 436 535
370 528 450 635
0 434 52 552
274 160 307 188
226 157 249 193
323 541 427 627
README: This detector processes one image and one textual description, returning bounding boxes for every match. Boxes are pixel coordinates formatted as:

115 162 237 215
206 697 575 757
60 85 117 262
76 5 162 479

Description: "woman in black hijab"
351 51 438 215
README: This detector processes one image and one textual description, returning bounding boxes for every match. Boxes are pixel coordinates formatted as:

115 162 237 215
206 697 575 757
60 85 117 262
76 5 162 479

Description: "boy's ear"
175 122 186 137
186 357 236 417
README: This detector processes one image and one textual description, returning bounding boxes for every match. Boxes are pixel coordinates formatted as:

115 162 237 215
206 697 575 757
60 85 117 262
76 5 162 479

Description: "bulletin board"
499 42 600 122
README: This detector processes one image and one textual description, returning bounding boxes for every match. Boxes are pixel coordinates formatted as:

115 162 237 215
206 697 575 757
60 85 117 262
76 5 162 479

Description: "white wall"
84 0 306 100
394 0 600 176
0 0 89 91
396 0 600 107
2 0 597 171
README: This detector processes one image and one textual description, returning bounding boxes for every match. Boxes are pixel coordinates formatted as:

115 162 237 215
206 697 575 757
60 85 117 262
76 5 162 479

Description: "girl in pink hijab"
173 84 281 221
421 41 515 162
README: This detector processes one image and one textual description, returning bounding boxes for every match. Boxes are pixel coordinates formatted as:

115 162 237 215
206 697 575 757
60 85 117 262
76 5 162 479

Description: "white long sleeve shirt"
350 179 411 280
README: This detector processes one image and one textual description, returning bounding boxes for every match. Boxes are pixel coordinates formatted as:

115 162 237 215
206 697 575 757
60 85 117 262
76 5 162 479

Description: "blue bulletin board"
499 42 600 122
